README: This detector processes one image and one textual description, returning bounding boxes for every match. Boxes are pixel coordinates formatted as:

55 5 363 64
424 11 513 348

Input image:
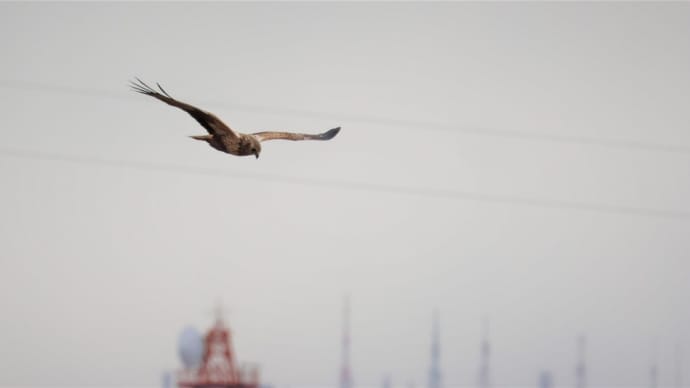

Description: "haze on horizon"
0 2 688 388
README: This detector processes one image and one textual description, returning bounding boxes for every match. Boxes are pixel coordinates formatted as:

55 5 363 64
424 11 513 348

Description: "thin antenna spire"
650 363 658 388
428 309 442 388
676 343 683 388
576 335 586 388
478 317 490 388
340 295 353 388
382 374 392 388
650 340 658 388
539 371 553 388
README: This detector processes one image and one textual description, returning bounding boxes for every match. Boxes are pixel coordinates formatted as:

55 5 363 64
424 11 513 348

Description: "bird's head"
249 138 262 159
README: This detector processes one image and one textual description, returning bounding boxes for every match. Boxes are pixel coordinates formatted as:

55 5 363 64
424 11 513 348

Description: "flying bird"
130 78 340 158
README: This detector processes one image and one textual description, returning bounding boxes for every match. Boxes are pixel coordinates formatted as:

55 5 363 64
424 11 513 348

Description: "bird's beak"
255 153 259 159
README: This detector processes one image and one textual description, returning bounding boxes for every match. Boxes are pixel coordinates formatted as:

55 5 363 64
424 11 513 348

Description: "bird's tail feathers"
189 135 213 141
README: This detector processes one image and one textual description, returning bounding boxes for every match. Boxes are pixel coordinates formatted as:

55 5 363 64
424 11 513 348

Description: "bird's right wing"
130 78 239 138
252 127 341 142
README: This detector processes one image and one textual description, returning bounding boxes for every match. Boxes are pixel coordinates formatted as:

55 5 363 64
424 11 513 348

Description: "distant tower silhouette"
382 374 392 388
162 371 173 388
649 363 659 388
650 342 658 388
538 371 553 388
478 318 490 388
428 309 442 388
650 363 658 388
676 344 683 388
340 296 353 388
575 335 586 388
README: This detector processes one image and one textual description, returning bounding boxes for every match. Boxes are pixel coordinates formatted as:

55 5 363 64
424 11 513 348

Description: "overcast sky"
1 2 689 388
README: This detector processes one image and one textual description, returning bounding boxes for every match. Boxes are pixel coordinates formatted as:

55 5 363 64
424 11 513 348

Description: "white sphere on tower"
178 326 203 369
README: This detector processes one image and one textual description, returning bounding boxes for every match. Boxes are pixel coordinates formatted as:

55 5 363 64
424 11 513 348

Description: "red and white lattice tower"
178 310 259 388
197 318 240 385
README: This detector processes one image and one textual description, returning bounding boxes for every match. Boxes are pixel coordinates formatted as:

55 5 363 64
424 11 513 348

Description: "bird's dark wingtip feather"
321 126 341 140
129 82 147 94
130 77 156 94
129 77 162 96
156 82 173 98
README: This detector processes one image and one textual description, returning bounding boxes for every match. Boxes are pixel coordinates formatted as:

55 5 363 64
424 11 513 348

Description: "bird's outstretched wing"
252 127 341 142
130 78 238 138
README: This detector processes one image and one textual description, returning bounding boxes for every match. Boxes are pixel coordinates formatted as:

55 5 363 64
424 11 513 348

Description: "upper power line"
1 79 689 155
1 146 688 221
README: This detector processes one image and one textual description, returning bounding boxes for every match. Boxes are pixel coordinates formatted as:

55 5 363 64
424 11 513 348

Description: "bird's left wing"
252 127 341 142
130 78 239 138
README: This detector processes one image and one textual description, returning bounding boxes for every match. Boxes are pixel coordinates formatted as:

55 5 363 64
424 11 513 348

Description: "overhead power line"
1 146 688 221
1 79 689 155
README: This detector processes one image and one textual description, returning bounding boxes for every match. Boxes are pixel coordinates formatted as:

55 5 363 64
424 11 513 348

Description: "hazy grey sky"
0 2 689 387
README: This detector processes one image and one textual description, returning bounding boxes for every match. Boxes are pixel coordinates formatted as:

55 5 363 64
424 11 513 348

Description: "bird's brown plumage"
252 127 341 142
130 78 341 159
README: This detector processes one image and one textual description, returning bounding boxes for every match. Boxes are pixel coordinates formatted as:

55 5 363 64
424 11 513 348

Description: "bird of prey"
130 78 340 159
